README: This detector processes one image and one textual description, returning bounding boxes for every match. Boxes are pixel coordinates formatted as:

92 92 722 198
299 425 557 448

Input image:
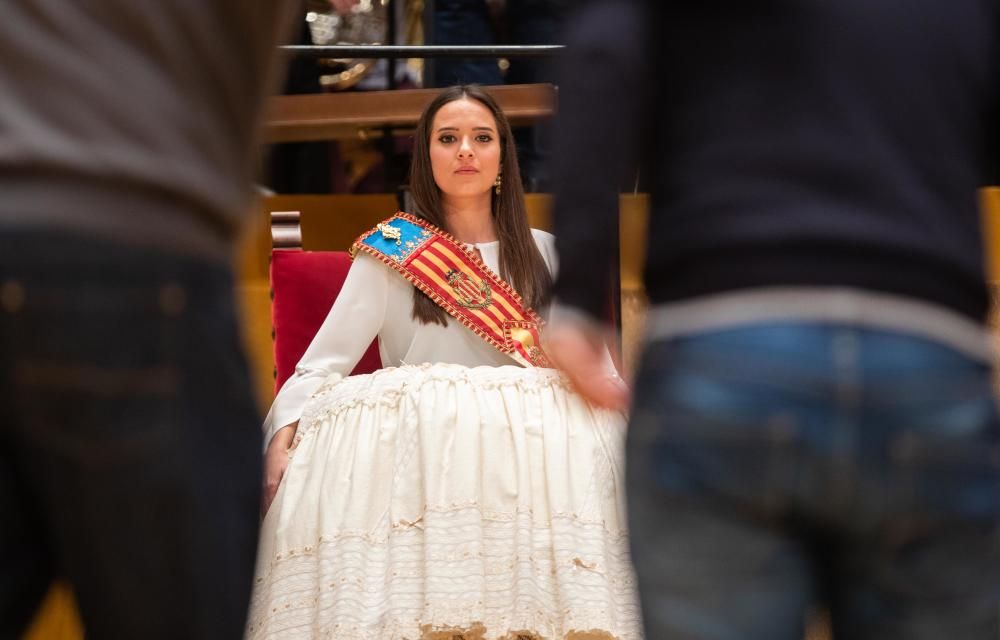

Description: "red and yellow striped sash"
352 212 552 368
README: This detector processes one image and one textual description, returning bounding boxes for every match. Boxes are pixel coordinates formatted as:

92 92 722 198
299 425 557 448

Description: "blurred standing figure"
0 2 293 638
267 1 335 195
431 0 571 190
549 1 1000 639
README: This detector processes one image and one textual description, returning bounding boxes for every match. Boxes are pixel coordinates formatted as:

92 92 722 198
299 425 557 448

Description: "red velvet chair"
270 210 381 393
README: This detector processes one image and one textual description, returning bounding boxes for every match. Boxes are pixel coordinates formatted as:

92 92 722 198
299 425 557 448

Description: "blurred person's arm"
548 302 629 408
549 0 649 409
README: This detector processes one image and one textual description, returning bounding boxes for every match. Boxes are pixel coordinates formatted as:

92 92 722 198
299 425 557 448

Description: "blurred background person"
0 1 294 638
266 0 424 196
267 2 338 195
430 0 571 191
548 1 1000 639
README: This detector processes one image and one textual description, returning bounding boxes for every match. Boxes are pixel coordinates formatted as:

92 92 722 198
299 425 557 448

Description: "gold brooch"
377 222 402 246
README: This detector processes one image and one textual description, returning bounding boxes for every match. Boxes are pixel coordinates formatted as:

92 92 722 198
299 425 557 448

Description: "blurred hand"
548 322 630 411
261 424 297 517
328 0 360 15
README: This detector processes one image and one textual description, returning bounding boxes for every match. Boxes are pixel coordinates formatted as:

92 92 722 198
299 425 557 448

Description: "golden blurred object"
981 187 1000 282
305 0 386 90
23 582 83 640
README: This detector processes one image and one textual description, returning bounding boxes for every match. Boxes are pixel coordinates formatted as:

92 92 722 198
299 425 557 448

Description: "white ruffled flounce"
248 364 642 639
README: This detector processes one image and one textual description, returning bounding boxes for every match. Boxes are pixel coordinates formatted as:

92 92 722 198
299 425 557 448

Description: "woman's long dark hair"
408 85 553 326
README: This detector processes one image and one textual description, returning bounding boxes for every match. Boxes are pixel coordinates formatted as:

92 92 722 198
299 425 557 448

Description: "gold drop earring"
494 173 502 195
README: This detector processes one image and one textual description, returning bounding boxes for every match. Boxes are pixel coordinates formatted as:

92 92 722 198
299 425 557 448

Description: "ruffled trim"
293 365 589 448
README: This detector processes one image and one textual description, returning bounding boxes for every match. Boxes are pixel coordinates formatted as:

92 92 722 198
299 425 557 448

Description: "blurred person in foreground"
0 1 294 638
548 1 1000 638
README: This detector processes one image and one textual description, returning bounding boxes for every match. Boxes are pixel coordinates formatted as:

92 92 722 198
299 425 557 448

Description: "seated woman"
247 85 642 640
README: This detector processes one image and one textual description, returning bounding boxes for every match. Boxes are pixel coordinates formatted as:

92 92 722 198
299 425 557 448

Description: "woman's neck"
441 195 496 244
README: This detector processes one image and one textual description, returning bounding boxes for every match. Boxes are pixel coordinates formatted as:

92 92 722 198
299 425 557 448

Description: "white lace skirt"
247 364 642 640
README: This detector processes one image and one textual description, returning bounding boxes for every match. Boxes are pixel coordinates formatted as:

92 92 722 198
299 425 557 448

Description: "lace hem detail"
257 506 630 578
249 506 642 640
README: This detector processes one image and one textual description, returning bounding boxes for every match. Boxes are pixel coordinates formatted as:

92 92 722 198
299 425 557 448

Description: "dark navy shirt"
553 0 1000 322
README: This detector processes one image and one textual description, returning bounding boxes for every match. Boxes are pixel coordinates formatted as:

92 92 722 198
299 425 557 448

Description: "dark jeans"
628 323 1000 639
0 231 262 639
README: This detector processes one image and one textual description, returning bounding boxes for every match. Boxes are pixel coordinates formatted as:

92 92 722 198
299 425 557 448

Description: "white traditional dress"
247 225 642 640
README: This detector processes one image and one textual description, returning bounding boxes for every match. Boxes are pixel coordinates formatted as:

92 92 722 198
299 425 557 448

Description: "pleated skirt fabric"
247 364 642 639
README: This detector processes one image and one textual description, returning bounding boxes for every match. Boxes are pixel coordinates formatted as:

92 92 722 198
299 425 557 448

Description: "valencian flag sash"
351 212 552 368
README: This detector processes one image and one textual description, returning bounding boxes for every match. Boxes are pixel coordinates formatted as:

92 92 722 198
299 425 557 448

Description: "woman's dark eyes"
437 134 493 144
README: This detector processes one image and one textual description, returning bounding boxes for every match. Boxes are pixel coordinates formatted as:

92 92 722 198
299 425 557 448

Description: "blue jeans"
627 323 1000 639
0 231 262 638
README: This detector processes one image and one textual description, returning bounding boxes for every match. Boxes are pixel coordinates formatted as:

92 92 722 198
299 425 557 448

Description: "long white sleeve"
262 229 583 449
262 253 389 448
531 228 559 277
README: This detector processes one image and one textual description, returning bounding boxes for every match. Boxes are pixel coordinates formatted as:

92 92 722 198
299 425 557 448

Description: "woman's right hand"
262 422 298 517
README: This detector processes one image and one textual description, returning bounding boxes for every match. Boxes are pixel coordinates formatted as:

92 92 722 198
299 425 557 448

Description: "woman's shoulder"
350 212 424 271
529 228 558 274
530 228 555 247
345 251 393 284
352 213 410 250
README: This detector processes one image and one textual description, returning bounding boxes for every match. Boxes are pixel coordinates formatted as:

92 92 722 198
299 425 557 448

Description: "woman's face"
428 97 501 202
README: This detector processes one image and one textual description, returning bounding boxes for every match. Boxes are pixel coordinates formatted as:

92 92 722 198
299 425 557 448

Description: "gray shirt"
0 1 295 257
